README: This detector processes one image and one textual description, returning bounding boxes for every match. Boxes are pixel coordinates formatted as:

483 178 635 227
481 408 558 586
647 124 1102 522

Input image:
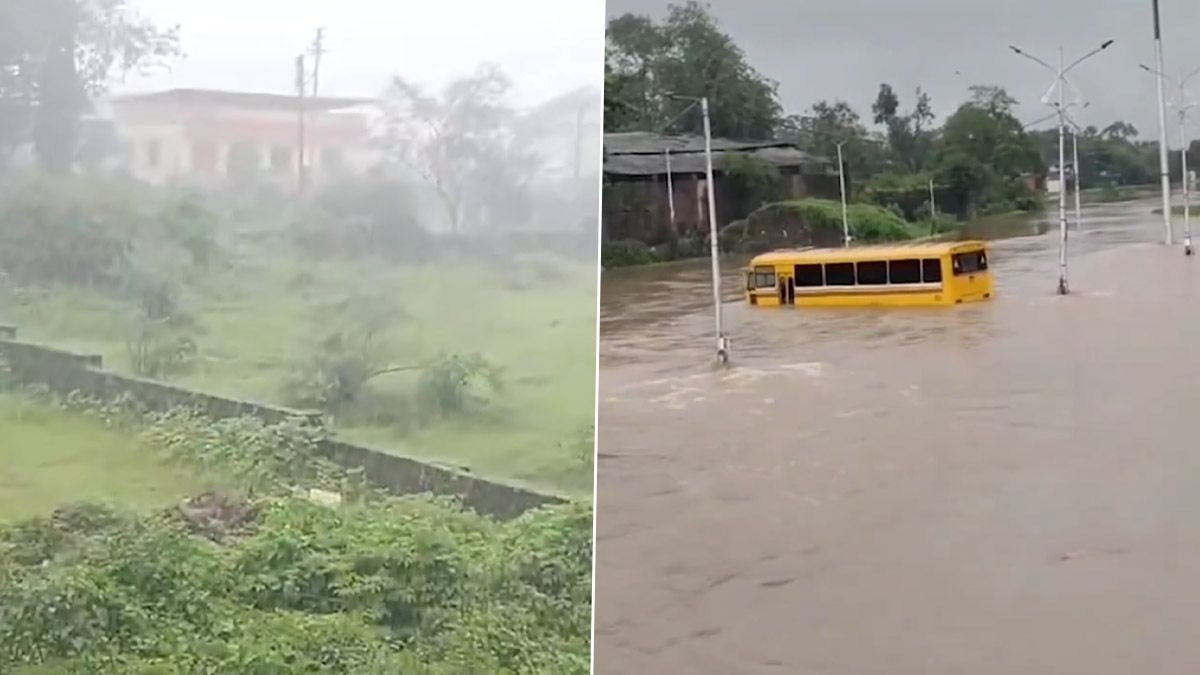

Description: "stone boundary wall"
0 326 563 519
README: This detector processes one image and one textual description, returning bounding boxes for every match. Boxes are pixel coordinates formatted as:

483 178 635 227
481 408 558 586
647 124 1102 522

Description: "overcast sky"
118 0 604 108
606 0 1200 141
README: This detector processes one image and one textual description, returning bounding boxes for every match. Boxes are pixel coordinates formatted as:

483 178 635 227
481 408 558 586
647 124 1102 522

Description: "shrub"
0 398 594 674
724 152 785 214
417 353 504 421
722 199 915 252
296 174 433 262
0 173 220 290
601 239 658 268
0 172 144 287
126 318 198 379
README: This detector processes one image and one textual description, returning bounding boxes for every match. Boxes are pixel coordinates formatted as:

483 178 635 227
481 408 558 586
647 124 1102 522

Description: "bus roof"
748 240 987 266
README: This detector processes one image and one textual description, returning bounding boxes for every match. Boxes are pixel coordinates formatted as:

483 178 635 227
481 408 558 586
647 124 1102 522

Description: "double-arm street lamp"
666 94 728 364
1139 63 1200 255
1010 39 1114 295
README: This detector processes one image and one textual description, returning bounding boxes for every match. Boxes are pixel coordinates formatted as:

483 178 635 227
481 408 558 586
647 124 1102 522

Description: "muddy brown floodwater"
594 199 1200 674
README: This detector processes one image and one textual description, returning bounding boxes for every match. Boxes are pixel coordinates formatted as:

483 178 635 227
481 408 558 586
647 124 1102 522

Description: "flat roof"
749 241 987 265
112 88 376 112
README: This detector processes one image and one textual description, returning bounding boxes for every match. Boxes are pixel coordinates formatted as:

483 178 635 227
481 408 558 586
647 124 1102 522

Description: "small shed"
602 131 841 245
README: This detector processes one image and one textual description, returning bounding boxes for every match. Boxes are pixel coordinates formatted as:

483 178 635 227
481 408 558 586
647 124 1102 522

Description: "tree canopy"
604 1 782 139
0 0 180 171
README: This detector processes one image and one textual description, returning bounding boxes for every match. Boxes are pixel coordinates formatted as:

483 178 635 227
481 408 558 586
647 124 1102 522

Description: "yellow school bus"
744 241 994 307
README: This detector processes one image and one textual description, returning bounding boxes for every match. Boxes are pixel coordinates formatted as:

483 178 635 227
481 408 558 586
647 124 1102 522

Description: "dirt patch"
175 491 260 542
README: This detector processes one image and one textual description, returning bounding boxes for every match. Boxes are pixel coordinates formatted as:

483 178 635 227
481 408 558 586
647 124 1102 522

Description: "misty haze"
0 1 599 672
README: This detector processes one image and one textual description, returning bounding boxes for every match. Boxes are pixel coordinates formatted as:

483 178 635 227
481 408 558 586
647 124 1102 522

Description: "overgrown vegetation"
0 390 591 674
719 198 919 253
0 169 595 493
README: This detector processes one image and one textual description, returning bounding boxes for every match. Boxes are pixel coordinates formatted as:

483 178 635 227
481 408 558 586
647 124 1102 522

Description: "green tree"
780 100 887 182
871 83 935 171
0 0 180 171
935 86 1041 215
381 64 539 234
604 1 782 139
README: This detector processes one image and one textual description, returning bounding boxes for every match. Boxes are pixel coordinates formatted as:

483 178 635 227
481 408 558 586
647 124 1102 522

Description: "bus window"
746 272 754 291
753 266 776 289
953 250 987 275
889 259 921 284
921 258 943 283
825 262 855 286
795 264 823 287
856 260 887 285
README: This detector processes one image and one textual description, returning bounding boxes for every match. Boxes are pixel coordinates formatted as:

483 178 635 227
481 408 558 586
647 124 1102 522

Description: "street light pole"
1180 102 1192 254
1139 63 1200 255
1153 0 1173 245
700 97 728 364
1010 39 1113 295
664 147 676 227
1072 126 1083 232
661 93 728 363
836 141 850 247
1056 47 1069 294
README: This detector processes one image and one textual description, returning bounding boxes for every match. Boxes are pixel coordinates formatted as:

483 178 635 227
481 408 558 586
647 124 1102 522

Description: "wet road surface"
594 199 1200 674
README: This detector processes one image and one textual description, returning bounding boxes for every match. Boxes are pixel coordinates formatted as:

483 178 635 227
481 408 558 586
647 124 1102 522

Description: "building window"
145 139 162 168
270 146 293 172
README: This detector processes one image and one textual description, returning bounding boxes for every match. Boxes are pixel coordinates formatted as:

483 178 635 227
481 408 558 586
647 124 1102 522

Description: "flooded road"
594 199 1200 674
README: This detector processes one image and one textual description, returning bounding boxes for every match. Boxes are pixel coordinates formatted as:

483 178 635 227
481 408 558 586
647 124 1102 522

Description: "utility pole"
295 54 307 198
310 28 326 98
928 178 938 237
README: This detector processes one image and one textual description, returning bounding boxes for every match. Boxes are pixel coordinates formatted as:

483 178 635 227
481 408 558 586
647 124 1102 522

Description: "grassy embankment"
0 251 597 497
0 393 211 522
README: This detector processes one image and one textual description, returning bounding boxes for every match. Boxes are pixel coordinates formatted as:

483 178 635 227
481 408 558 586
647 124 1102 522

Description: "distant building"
109 88 381 189
602 131 839 245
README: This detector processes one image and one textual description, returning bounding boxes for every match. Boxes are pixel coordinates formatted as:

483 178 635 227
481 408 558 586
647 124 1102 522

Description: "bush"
417 353 504 421
0 495 593 674
140 412 337 495
296 174 433 262
126 319 198 379
0 172 220 289
0 172 144 287
1 393 593 673
722 198 916 252
724 152 785 214
601 239 659 268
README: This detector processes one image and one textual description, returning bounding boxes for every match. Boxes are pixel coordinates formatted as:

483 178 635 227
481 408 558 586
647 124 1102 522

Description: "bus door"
777 273 795 306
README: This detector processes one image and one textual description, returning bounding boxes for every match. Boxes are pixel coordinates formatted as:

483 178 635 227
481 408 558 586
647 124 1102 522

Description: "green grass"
0 393 211 522
0 247 597 497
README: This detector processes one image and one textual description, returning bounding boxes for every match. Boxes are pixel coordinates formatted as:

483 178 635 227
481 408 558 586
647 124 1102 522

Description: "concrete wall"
0 328 562 520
